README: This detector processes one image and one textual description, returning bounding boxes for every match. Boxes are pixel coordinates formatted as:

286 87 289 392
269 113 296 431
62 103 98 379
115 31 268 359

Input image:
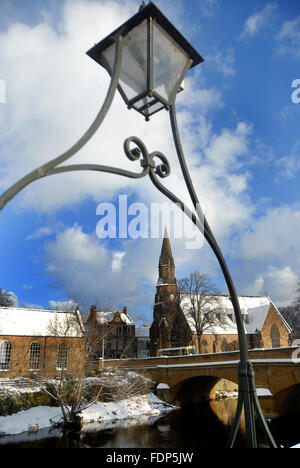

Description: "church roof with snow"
180 295 292 335
0 307 85 337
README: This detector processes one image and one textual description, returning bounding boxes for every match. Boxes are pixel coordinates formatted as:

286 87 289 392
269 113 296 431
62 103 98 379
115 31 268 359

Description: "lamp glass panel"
152 20 191 102
102 19 148 101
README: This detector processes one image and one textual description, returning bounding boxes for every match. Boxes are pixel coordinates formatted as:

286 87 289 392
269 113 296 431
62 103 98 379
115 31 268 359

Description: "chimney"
123 306 127 315
89 305 97 322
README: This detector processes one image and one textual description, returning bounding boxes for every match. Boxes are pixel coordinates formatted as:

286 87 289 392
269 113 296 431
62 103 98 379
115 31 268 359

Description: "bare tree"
0 288 17 307
292 282 300 309
279 281 300 338
178 271 226 353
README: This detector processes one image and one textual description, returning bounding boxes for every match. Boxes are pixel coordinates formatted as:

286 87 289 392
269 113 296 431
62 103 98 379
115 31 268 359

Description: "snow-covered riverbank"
0 393 176 437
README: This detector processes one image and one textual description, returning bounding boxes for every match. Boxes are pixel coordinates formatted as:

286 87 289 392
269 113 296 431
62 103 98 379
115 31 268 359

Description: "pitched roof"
95 311 135 326
0 307 85 337
180 294 291 335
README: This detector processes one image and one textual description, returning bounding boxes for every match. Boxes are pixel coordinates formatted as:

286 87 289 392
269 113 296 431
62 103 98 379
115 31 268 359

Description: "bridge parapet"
100 346 299 370
99 347 300 403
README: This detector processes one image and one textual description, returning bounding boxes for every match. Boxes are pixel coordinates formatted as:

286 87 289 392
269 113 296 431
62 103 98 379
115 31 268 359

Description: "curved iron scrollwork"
123 136 170 179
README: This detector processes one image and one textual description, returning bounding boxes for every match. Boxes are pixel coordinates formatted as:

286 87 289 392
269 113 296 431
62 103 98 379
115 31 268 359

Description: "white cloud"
240 3 277 38
48 299 77 310
22 284 34 290
43 224 157 314
42 223 222 318
208 48 235 76
112 251 126 273
200 0 219 18
239 205 300 261
235 204 300 305
275 155 300 181
242 266 298 306
26 226 57 241
277 15 300 59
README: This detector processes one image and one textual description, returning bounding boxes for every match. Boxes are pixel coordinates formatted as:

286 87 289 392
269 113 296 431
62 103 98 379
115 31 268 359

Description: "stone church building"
150 233 293 356
0 307 85 378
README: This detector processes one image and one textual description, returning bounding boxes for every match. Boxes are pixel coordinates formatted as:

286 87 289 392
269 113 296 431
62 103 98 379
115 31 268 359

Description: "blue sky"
0 0 299 324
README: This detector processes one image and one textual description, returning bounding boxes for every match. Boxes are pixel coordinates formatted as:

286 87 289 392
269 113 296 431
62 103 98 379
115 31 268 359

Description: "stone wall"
261 303 291 349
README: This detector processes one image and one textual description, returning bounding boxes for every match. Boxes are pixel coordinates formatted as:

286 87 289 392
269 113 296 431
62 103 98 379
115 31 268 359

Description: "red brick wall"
0 335 85 379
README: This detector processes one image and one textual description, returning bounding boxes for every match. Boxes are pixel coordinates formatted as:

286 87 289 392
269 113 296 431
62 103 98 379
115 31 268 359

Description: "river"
0 399 298 448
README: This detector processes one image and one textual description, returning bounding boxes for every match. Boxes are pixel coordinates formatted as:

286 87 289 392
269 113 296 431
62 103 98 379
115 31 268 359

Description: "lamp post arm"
168 103 277 448
0 34 124 213
47 163 149 180
169 104 247 358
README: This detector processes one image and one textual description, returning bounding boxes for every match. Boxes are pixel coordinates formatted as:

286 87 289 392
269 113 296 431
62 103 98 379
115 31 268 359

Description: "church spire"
159 228 174 267
158 228 176 287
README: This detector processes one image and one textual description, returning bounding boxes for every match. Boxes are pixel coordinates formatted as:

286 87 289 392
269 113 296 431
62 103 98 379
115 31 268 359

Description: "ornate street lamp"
0 2 276 448
86 2 203 120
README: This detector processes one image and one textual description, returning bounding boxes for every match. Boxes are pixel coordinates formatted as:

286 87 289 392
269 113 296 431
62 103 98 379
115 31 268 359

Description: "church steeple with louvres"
150 230 190 356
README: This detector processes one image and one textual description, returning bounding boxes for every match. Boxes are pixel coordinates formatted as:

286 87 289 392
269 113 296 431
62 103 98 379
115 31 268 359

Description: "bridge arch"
172 376 238 407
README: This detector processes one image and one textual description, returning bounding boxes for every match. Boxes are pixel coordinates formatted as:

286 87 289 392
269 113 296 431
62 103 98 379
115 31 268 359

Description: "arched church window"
270 324 280 348
0 341 12 371
28 341 41 371
57 342 69 370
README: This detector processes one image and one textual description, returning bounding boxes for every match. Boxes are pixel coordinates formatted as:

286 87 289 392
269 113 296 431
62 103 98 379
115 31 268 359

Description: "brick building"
0 307 85 378
150 233 293 356
86 306 136 360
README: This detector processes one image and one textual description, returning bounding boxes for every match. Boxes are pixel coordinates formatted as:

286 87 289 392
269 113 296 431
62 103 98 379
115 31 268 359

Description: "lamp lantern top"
87 1 204 120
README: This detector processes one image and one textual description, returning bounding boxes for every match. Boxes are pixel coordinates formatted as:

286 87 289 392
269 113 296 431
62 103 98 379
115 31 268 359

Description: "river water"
0 399 298 449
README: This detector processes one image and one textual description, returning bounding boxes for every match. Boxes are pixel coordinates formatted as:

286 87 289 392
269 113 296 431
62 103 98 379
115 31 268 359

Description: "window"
117 340 123 350
57 343 69 370
270 324 280 348
0 341 12 371
28 342 41 371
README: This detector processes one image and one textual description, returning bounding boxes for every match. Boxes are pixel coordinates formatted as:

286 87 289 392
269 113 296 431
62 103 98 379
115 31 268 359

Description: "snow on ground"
0 393 176 436
0 378 41 394
81 393 174 425
0 406 62 436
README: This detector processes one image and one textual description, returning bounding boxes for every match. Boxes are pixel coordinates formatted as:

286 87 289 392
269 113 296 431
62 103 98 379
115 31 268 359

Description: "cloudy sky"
0 0 299 323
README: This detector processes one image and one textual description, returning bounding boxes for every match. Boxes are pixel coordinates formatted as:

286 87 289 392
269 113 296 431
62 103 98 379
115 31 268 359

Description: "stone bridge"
102 347 300 417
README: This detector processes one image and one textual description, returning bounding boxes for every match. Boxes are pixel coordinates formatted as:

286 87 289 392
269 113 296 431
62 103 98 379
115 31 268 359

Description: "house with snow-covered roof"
150 232 293 356
86 305 136 359
0 306 86 378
